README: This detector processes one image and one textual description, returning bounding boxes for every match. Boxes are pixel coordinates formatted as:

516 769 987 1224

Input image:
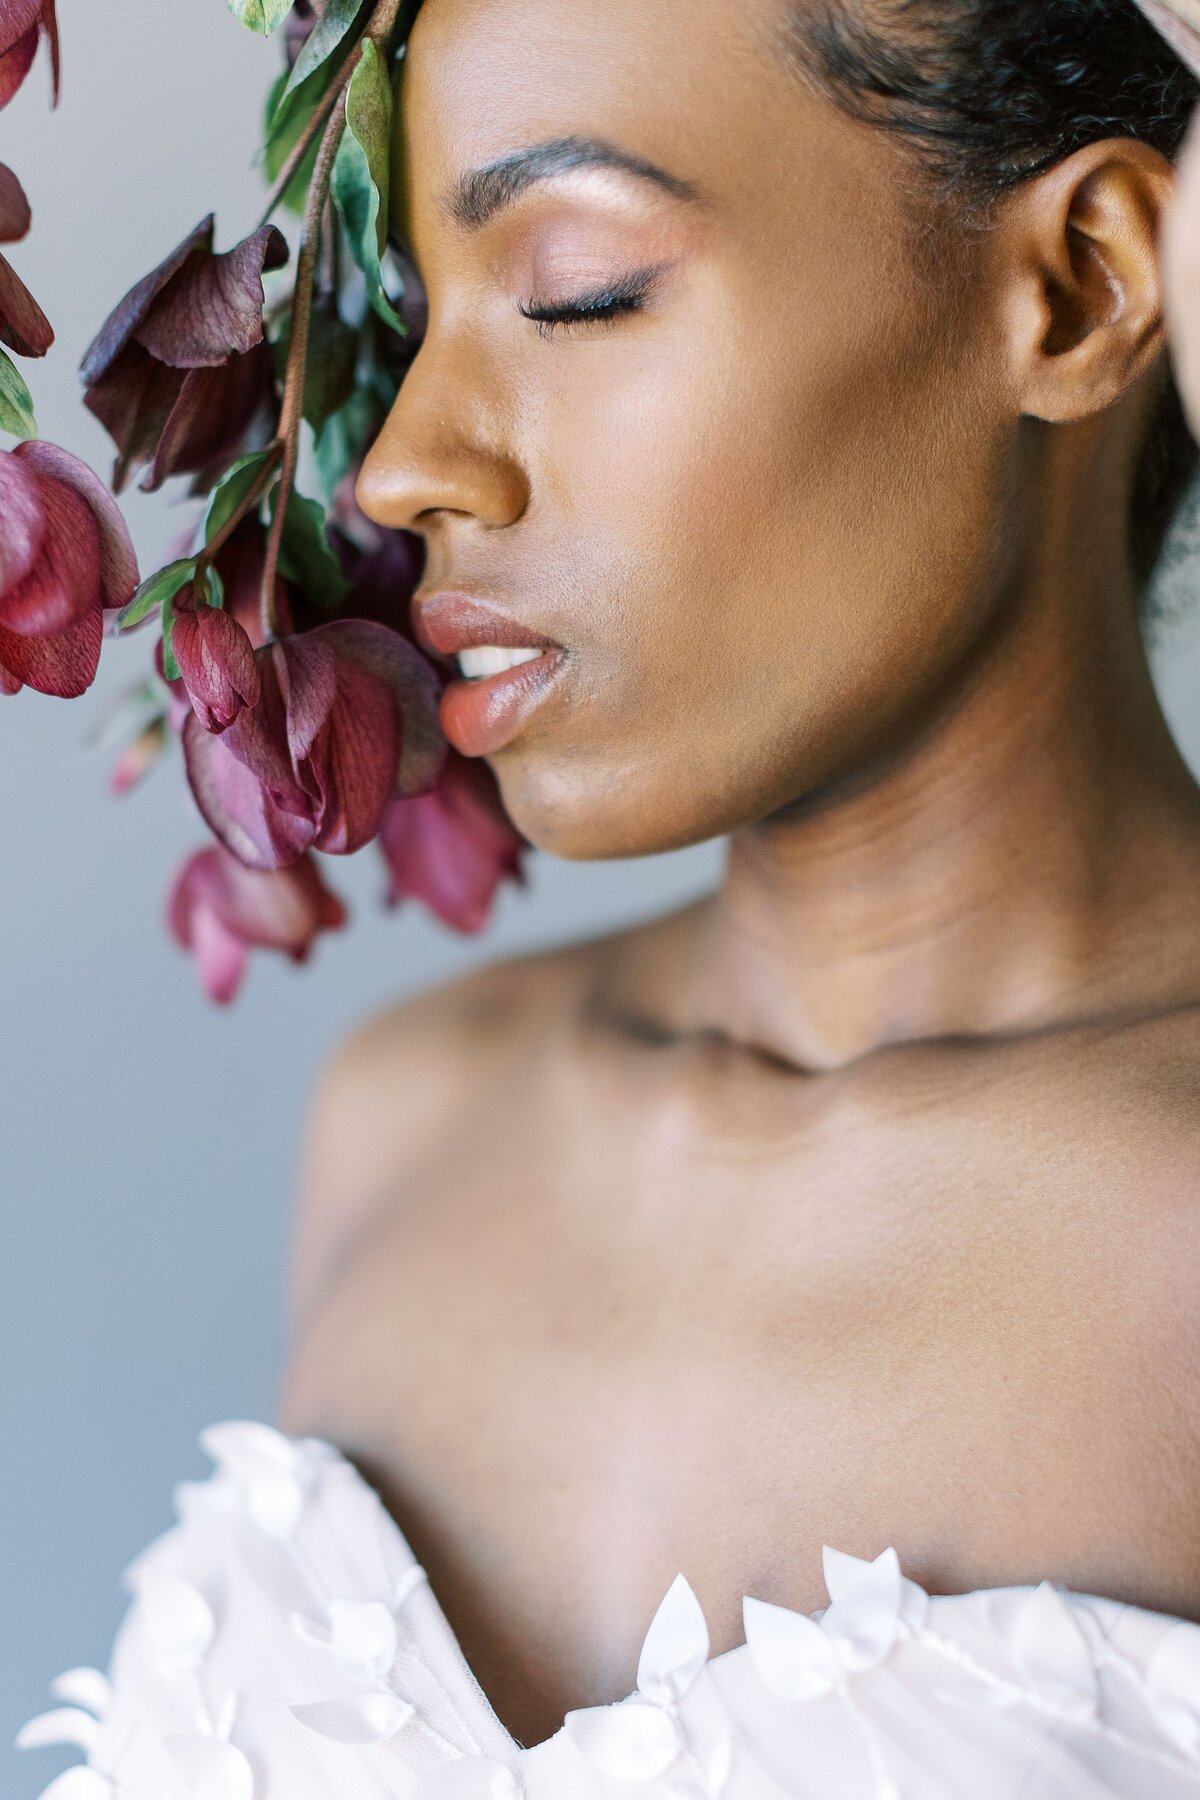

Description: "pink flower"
0 440 138 698
80 216 287 493
168 845 347 1005
172 597 261 734
182 618 446 871
0 0 57 112
379 751 526 934
0 160 52 357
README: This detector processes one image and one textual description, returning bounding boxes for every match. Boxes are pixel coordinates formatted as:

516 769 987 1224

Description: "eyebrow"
446 135 701 229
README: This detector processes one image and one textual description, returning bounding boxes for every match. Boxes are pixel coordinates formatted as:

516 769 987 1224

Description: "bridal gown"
18 1421 1200 1799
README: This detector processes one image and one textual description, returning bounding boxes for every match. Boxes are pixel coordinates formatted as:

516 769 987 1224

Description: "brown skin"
282 0 1200 1751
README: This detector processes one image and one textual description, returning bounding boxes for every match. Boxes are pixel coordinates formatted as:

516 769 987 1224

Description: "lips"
413 591 567 757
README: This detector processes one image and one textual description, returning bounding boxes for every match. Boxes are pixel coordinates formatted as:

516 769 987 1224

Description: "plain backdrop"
4 6 1200 1795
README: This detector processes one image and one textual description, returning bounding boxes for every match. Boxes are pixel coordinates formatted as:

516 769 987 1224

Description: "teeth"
456 645 546 679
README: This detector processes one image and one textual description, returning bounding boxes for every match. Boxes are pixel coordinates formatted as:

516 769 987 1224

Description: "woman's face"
358 0 1018 859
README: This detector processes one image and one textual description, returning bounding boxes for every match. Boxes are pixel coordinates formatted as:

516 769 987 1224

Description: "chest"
282 1048 1200 1745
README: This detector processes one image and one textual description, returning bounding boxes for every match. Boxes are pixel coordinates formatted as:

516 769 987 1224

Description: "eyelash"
517 267 660 339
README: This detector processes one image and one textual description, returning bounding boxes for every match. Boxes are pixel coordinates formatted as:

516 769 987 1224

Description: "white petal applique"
821 1548 904 1671
289 1611 332 1650
1147 1622 1200 1758
166 1734 255 1800
743 1596 840 1702
394 1566 430 1610
330 1597 399 1684
565 1698 683 1782
827 1547 928 1636
411 1757 522 1799
199 1421 308 1537
36 1771 113 1800
637 1575 711 1706
15 1709 101 1753
49 1670 112 1718
134 1568 217 1674
290 1692 415 1745
1008 1583 1098 1719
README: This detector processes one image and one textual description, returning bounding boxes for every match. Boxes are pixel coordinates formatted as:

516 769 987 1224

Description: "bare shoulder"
285 916 639 1328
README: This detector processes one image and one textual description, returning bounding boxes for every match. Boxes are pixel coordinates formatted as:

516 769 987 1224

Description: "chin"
488 745 763 863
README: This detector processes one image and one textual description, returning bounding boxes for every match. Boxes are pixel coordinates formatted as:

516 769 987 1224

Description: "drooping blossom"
110 715 168 795
80 216 287 492
0 440 138 697
171 594 261 734
379 751 526 934
168 844 347 1005
0 160 51 356
0 0 57 112
183 618 446 870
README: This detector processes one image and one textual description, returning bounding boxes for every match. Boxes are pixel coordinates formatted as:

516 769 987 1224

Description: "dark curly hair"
780 0 1200 591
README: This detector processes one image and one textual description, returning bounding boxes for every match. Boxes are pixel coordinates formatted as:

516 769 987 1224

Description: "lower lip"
438 650 567 756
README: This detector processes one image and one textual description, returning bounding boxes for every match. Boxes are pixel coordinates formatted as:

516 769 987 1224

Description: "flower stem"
258 64 353 641
256 64 347 232
195 442 283 578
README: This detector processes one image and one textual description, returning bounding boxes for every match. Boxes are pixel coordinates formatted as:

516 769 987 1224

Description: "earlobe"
1009 139 1174 424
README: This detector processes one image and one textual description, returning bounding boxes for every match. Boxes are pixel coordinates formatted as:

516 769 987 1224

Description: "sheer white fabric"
18 1421 1200 1799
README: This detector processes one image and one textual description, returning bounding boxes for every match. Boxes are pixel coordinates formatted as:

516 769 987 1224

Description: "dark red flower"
168 844 347 1005
378 751 526 934
80 216 287 493
0 441 137 698
172 596 261 734
0 0 57 112
0 160 51 357
182 618 446 871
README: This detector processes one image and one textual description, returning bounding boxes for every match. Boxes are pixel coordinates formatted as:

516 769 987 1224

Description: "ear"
1000 138 1175 424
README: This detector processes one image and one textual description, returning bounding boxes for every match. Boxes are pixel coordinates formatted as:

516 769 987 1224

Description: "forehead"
393 0 811 224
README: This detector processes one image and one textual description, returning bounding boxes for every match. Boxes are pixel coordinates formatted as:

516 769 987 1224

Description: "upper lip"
412 591 563 660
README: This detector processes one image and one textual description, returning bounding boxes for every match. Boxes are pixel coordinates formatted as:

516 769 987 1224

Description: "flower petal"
290 1692 414 1745
80 218 216 387
309 656 399 856
0 247 51 355
165 1735 254 1800
49 1670 111 1717
133 1567 216 1674
329 1598 398 1684
564 1699 681 1783
0 471 98 636
0 599 101 697
1147 1621 1200 1758
821 1547 905 1671
312 617 446 798
14 1709 99 1753
0 445 44 595
0 161 31 242
32 1772 112 1800
1007 1583 1098 1719
199 1420 308 1535
173 603 261 733
183 715 318 871
0 23 37 112
135 225 288 369
743 1595 840 1702
636 1574 710 1707
13 441 138 611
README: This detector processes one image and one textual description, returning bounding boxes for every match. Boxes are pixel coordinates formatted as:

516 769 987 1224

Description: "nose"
356 331 530 535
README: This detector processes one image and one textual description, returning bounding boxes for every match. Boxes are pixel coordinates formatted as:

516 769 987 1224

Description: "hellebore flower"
80 216 287 493
0 160 52 356
182 618 446 871
168 844 347 1005
378 751 526 934
172 595 261 734
0 440 138 697
0 0 57 112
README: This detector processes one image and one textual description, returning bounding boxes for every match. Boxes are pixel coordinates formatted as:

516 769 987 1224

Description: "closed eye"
518 264 667 338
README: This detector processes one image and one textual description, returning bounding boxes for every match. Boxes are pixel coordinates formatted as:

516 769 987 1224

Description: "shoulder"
284 923 625 1328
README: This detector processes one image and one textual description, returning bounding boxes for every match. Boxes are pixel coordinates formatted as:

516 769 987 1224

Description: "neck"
694 518 1200 1074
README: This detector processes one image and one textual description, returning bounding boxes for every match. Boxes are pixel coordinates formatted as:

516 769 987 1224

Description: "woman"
20 2 1200 1796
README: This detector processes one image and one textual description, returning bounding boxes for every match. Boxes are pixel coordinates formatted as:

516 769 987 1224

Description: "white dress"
17 1420 1200 1800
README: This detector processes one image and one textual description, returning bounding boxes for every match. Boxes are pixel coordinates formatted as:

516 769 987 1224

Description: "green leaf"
117 559 196 634
303 296 358 436
272 486 350 612
161 587 183 682
314 386 378 504
332 40 406 334
0 347 36 438
226 0 292 34
203 565 227 611
264 71 322 216
204 449 278 546
280 0 367 108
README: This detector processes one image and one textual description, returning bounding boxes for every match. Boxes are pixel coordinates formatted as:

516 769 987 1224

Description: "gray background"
3 5 1200 1795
